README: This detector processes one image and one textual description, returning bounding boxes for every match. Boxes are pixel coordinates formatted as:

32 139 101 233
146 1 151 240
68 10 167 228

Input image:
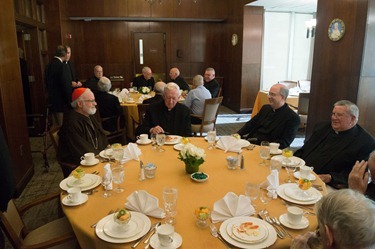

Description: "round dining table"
61 137 326 249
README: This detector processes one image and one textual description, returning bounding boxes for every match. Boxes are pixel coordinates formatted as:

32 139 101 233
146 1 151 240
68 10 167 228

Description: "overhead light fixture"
305 18 316 38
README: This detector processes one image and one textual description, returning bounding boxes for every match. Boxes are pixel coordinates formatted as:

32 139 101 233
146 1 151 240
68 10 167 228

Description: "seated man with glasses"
58 88 108 166
295 100 375 188
237 83 300 149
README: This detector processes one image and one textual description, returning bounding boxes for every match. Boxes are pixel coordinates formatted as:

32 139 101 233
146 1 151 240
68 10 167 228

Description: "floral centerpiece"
139 86 151 94
178 143 206 173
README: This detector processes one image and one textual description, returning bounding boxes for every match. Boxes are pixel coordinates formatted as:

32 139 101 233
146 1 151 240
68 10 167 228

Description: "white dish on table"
279 213 309 230
277 183 322 205
165 135 182 145
61 194 88 206
136 139 152 145
150 232 182 249
271 155 305 168
173 143 184 151
80 158 99 166
59 174 101 192
284 184 321 202
294 171 316 181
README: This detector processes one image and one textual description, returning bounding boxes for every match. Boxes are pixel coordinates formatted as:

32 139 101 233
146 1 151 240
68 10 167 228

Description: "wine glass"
259 141 270 166
151 133 158 150
156 133 166 152
105 148 114 164
207 130 216 150
163 187 178 225
101 174 112 198
282 148 293 165
285 162 298 183
112 148 124 162
259 191 271 216
112 165 124 193
245 182 260 210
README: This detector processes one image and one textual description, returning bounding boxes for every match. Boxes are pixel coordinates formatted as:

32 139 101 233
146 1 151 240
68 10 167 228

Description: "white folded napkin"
211 192 255 223
216 136 242 153
260 170 279 199
122 143 142 162
119 88 130 102
103 163 113 190
125 190 166 219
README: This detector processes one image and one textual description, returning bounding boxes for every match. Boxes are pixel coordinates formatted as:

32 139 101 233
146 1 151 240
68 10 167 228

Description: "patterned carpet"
1 105 304 248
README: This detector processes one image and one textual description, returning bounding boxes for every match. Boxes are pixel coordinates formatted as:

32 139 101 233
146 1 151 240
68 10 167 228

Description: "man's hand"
318 174 332 183
72 81 82 87
150 126 164 134
348 160 369 194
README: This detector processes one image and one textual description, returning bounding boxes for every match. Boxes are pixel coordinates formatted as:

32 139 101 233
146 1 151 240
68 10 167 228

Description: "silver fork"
91 209 115 228
272 217 293 238
209 223 232 249
265 216 285 239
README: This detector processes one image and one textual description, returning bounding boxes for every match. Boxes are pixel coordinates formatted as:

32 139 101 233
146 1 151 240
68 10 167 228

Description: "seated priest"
143 81 166 104
132 66 155 90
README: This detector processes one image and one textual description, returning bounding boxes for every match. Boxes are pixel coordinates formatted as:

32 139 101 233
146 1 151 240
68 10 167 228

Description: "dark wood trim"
69 17 226 22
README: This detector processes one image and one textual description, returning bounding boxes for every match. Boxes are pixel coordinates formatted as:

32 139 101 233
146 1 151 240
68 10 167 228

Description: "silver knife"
258 214 284 239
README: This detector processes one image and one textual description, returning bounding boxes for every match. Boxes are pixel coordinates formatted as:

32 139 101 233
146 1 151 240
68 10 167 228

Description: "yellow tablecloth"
61 138 325 249
252 91 299 117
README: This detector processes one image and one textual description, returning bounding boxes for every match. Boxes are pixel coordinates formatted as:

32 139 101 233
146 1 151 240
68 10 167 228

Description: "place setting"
59 168 102 192
293 165 316 181
279 206 309 230
80 152 99 166
136 134 152 145
61 187 88 206
277 181 323 205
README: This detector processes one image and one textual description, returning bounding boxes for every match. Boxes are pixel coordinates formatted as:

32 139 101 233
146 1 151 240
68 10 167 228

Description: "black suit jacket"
143 94 163 104
135 101 192 137
295 121 375 188
133 75 155 90
45 58 72 112
94 91 123 132
172 76 190 91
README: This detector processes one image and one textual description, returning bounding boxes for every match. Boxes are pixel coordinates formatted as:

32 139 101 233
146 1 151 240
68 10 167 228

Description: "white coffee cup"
157 224 174 246
67 187 82 203
137 134 148 143
269 143 280 154
80 152 95 164
287 206 304 225
300 165 314 179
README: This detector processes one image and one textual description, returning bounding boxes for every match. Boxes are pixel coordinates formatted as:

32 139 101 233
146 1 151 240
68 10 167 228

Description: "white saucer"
279 213 309 229
136 139 152 145
62 194 88 206
173 143 184 151
150 232 182 249
126 100 135 104
80 158 99 166
270 149 282 155
294 171 316 181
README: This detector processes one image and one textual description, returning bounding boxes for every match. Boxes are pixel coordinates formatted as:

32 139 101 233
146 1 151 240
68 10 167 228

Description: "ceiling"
247 0 317 13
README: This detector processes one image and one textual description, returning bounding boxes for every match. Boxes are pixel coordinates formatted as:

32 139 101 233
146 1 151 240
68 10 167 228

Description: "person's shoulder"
355 124 375 141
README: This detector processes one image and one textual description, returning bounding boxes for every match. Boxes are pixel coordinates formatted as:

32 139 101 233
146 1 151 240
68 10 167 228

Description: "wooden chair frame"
191 97 223 136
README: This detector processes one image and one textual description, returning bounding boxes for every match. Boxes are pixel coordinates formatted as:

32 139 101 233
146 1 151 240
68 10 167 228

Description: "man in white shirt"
184 75 212 124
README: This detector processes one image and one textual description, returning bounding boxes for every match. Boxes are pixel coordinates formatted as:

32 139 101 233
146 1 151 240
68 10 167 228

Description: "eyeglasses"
267 92 279 97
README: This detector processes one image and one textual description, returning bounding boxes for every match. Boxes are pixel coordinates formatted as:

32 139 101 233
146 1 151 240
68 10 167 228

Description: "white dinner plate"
103 215 141 239
204 136 220 142
277 183 322 205
150 232 182 249
173 143 184 151
96 211 150 243
66 175 96 188
279 214 309 230
99 150 110 159
59 174 101 191
294 171 316 181
220 216 277 249
136 139 152 145
238 139 251 148
271 155 305 168
61 194 88 206
270 149 282 155
126 100 135 104
165 135 182 145
226 219 268 244
284 184 321 202
80 158 99 166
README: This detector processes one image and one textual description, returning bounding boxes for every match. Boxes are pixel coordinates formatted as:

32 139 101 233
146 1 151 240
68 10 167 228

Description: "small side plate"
190 172 209 182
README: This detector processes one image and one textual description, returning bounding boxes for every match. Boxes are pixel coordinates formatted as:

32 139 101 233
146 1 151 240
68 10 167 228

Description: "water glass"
151 133 158 150
112 165 124 193
163 187 178 225
156 133 166 152
207 130 216 150
285 163 298 183
245 182 260 209
259 141 270 166
259 191 271 216
101 174 112 198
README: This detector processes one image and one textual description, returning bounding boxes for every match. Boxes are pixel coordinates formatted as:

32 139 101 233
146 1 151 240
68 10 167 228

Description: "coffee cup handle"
80 156 85 161
136 136 140 140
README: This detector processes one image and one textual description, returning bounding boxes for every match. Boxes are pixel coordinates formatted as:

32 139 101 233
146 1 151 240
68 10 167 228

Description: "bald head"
94 65 103 79
154 81 166 94
169 67 180 80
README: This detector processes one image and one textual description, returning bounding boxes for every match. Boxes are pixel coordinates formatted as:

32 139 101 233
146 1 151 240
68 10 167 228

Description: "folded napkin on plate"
103 163 113 190
125 190 166 219
260 169 279 199
118 88 130 102
211 192 255 223
123 143 141 162
216 136 242 153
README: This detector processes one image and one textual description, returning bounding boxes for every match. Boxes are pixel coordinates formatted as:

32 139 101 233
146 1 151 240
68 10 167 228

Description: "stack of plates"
96 211 151 243
271 155 305 168
219 217 277 248
59 174 101 192
277 183 322 205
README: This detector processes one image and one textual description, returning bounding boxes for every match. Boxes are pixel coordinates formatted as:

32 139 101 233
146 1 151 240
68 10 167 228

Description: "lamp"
305 18 317 38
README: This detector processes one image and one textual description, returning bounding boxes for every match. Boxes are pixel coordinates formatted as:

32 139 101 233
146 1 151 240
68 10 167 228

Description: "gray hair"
164 82 180 95
279 85 289 99
142 66 151 74
192 75 204 86
316 189 375 249
97 77 111 92
154 81 166 94
205 67 215 74
71 88 91 108
334 100 359 122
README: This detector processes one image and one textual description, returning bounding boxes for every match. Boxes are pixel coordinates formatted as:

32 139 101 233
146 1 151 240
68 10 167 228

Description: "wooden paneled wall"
306 0 369 138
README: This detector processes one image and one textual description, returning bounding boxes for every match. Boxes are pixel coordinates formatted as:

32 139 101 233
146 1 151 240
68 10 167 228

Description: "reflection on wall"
261 12 314 90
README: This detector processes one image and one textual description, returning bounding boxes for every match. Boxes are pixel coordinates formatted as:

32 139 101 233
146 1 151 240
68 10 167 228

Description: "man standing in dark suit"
45 45 72 126
65 45 82 88
295 100 375 188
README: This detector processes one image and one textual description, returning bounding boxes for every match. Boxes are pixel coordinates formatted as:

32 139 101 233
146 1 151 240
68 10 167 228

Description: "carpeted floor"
1 105 304 248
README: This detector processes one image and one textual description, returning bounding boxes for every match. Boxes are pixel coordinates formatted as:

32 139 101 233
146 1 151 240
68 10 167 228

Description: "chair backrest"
137 104 149 126
278 80 298 89
298 92 310 115
192 97 223 136
0 200 25 249
217 79 224 97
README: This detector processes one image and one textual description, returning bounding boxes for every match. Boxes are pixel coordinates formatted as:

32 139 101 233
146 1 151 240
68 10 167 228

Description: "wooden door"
133 32 167 82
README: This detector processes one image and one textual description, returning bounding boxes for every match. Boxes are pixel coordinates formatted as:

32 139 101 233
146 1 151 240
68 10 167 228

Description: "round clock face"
231 34 238 46
328 18 345 41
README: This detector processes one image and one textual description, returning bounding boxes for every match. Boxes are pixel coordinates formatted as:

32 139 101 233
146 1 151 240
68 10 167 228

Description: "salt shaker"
139 160 145 181
237 152 242 168
240 155 244 170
